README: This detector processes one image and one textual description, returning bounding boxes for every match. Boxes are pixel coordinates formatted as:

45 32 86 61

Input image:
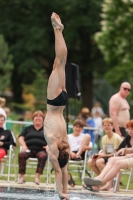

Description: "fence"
5 119 98 134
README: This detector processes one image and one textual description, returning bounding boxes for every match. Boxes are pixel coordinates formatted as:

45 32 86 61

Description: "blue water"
0 187 132 200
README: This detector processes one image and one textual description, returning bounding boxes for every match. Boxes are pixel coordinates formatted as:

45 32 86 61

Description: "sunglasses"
123 87 131 92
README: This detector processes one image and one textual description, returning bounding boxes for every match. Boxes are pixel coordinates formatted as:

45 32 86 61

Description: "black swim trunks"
103 157 110 164
47 90 68 106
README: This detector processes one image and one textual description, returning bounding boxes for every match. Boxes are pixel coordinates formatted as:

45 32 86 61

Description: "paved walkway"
0 180 132 198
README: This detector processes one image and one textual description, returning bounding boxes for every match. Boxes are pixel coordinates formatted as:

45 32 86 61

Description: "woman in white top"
0 98 6 129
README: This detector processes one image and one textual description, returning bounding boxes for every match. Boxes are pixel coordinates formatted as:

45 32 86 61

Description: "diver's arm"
48 143 69 199
61 164 68 194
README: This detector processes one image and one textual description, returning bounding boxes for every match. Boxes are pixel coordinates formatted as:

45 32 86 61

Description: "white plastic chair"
126 168 133 191
0 145 17 182
68 150 91 185
47 149 92 186
113 168 133 192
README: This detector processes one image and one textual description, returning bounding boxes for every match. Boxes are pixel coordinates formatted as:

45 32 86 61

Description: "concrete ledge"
0 180 132 198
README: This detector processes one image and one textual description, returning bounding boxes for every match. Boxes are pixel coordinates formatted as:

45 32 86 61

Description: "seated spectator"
93 111 103 152
4 107 13 130
17 117 25 132
0 98 7 129
100 119 133 191
78 107 95 154
23 110 32 127
117 119 133 150
87 118 122 190
91 101 106 118
83 145 133 192
18 110 48 185
68 119 92 187
0 114 16 170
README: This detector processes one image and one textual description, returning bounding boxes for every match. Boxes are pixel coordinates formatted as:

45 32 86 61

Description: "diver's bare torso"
44 104 68 145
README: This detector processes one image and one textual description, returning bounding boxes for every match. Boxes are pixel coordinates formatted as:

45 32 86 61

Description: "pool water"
0 187 132 200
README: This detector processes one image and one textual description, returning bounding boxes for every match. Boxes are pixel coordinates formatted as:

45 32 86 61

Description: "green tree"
95 0 133 116
0 34 14 93
0 0 105 110
22 69 48 111
63 1 105 108
95 0 133 85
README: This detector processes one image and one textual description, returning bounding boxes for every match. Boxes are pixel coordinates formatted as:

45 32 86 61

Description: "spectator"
79 107 95 154
0 97 7 129
93 111 103 152
23 111 32 127
87 118 122 190
4 107 13 130
0 114 16 170
17 117 25 132
18 110 48 185
109 82 131 138
91 102 106 118
68 119 92 160
18 111 32 132
68 119 92 187
117 120 133 150
87 119 133 192
107 119 133 191
83 143 133 192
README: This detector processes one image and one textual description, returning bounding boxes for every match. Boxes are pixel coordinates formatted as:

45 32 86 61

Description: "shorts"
125 157 133 169
103 157 110 164
0 148 6 160
72 151 85 160
119 127 127 137
113 127 127 137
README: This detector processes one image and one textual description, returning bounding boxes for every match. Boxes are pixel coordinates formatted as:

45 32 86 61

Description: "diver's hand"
59 193 70 200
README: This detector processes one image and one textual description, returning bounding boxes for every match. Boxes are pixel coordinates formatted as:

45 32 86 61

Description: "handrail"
68 124 98 131
6 120 98 131
6 120 33 125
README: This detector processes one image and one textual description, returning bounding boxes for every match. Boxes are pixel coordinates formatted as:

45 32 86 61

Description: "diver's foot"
51 12 64 31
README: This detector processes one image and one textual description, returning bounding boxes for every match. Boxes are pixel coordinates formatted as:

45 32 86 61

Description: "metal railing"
6 120 98 133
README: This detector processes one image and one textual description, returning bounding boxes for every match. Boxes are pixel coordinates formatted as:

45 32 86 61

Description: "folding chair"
47 150 91 188
126 168 133 191
0 145 17 182
113 168 133 192
68 150 91 185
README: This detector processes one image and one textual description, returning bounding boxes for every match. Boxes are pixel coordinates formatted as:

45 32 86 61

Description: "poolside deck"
0 180 132 198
